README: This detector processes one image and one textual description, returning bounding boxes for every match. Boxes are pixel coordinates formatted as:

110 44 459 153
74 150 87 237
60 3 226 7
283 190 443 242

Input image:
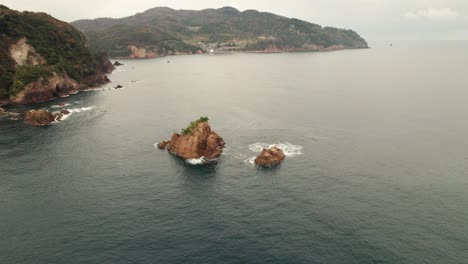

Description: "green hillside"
0 5 110 100
72 6 368 58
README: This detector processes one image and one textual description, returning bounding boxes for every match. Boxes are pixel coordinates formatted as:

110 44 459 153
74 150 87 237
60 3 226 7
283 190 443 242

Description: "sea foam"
152 145 215 166
186 157 219 165
185 157 207 165
51 103 71 108
54 106 95 122
70 107 94 113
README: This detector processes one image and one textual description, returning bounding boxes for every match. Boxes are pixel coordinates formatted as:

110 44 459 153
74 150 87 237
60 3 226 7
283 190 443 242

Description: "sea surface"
1 41 468 264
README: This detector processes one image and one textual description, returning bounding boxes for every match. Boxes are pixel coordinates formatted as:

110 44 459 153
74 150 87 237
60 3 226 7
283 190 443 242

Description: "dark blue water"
1 41 468 263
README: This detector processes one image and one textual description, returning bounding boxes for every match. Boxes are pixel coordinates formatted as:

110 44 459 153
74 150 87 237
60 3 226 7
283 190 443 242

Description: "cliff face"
72 6 368 58
0 5 114 105
168 122 225 160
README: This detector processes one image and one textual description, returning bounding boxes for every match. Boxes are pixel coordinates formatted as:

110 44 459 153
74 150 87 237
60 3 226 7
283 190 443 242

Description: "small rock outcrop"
115 85 123 89
160 118 225 161
157 141 170 150
54 109 70 121
24 109 55 126
0 107 6 116
113 61 124 66
23 108 73 125
254 147 286 167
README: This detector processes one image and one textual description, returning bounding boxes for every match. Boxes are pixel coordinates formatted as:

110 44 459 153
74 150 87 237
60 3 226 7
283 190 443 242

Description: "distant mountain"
72 6 368 59
0 5 114 105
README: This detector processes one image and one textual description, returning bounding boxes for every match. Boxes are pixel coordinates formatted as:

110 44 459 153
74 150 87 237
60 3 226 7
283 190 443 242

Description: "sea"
1 41 468 264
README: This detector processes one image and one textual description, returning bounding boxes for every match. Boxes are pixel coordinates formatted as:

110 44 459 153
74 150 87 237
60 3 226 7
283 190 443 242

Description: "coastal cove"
1 41 468 263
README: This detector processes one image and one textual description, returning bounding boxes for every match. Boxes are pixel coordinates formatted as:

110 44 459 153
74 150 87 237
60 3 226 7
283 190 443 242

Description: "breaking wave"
51 103 71 108
186 157 207 165
245 157 257 165
83 87 101 92
70 107 94 113
54 106 95 122
186 157 219 165
152 146 216 166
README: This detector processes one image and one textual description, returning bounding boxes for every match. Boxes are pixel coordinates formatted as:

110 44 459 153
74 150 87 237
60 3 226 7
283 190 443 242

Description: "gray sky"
2 0 468 40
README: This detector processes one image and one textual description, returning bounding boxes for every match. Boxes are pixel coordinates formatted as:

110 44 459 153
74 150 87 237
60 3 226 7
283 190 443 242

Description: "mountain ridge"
72 6 368 59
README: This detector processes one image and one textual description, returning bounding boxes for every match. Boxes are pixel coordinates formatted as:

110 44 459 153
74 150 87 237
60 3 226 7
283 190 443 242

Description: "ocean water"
1 41 468 264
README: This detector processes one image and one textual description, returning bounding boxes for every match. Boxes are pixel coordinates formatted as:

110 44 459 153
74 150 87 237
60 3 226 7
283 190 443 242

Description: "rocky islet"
158 118 226 162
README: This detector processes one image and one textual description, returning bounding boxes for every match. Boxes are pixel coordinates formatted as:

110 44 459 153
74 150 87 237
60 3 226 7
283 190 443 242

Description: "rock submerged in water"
254 147 286 167
113 61 124 66
157 141 170 150
24 109 56 126
159 118 225 162
54 109 71 121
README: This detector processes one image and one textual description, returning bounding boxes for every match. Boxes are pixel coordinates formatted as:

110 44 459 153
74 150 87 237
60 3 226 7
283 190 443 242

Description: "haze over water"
1 41 468 263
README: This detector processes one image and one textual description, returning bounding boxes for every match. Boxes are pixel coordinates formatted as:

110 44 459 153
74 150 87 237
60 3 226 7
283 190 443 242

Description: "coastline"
0 72 112 107
109 46 370 60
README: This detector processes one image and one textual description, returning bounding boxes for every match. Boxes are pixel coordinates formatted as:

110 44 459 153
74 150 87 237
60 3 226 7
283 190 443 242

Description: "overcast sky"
2 0 467 40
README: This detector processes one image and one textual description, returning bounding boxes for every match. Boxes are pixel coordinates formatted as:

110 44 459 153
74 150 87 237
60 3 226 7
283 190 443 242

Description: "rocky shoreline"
0 6 118 108
0 59 114 107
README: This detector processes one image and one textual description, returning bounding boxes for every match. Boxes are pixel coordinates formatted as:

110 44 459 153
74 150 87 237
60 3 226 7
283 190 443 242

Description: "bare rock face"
0 107 6 116
10 38 47 67
163 122 225 160
167 133 180 151
254 147 286 167
128 45 157 59
94 53 115 74
10 75 79 105
24 109 55 126
204 131 225 159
